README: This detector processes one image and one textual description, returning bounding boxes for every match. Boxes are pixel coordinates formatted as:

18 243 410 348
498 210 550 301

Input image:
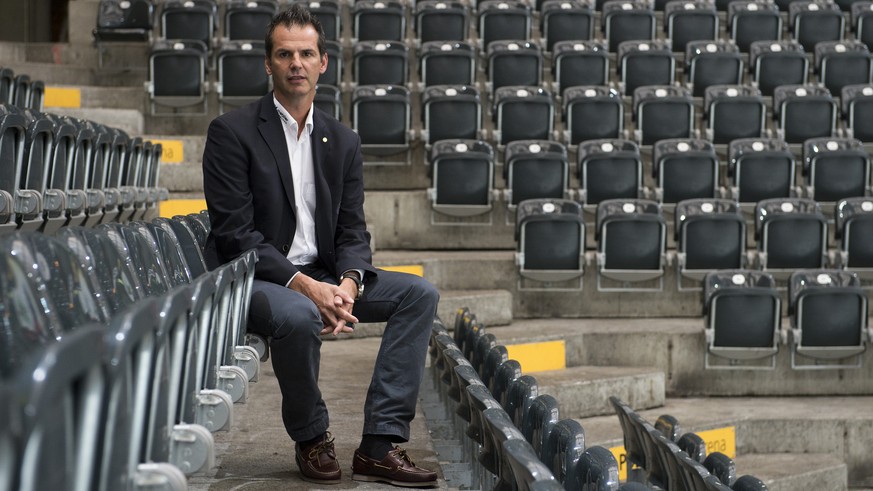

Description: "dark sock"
358 434 394 460
299 433 326 449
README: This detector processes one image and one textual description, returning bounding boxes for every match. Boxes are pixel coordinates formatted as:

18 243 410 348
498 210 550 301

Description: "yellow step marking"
149 139 184 164
159 199 206 219
379 265 424 277
44 87 81 108
505 340 566 373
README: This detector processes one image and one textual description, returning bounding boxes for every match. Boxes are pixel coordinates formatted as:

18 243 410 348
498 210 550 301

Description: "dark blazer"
202 93 376 286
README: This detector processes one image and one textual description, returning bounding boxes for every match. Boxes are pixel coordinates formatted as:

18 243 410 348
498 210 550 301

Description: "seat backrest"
569 446 619 491
353 41 409 86
564 87 623 145
353 0 407 41
224 0 277 41
415 0 469 43
487 40 543 91
728 0 781 52
522 394 560 458
503 438 558 490
504 374 539 427
352 85 410 146
505 141 568 205
542 418 585 485
494 86 554 145
703 451 736 486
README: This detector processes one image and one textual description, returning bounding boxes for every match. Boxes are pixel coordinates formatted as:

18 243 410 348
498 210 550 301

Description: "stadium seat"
487 40 543 93
755 198 828 277
577 138 643 207
815 40 873 96
422 85 482 146
314 84 341 120
482 407 527 489
428 139 494 217
42 114 80 232
728 0 782 52
773 85 837 143
415 0 469 43
352 40 409 86
569 446 620 491
802 137 871 205
147 39 208 114
602 0 656 52
478 0 532 50
704 85 766 145
0 68 13 105
418 41 477 87
522 394 561 458
0 105 26 233
635 418 672 489
686 41 744 98
472 332 498 375
542 418 585 487
563 86 624 145
26 80 44 112
540 0 595 52
492 359 523 407
11 74 31 110
493 86 554 146
654 414 681 442
653 138 719 206
223 0 277 42
654 432 687 490
93 0 155 43
352 0 407 42
504 438 559 490
789 0 845 51
100 126 128 225
351 85 411 159
505 374 539 427
853 1 873 51
789 269 869 368
842 84 873 142
466 383 502 461
728 138 796 210
676 432 707 462
733 475 770 490
515 198 586 282
675 199 746 285
618 40 675 95
216 41 269 113
633 85 695 146
552 41 610 96
835 197 873 276
609 397 649 483
324 40 345 86
307 0 341 41
160 0 216 50
749 40 808 96
596 199 667 289
480 342 508 389
704 452 736 487
664 0 719 52
504 140 569 206
16 108 53 231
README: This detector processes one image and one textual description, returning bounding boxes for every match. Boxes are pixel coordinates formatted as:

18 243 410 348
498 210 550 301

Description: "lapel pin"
322 137 328 143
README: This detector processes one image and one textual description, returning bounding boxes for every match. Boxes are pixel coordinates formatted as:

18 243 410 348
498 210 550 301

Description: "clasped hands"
289 273 359 336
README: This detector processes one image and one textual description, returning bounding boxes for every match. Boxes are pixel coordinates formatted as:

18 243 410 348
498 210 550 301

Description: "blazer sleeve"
333 129 377 279
202 115 299 286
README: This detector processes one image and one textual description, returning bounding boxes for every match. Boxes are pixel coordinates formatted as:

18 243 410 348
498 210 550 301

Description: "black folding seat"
704 452 737 487
319 40 342 88
42 114 79 232
676 432 706 462
540 0 595 52
504 140 569 206
483 407 528 490
789 269 868 368
15 108 54 232
491 359 523 406
541 418 585 486
521 394 560 458
755 197 828 277
653 138 720 205
515 198 585 282
602 0 657 52
570 446 620 491
728 0 782 52
352 0 407 42
421 84 482 145
223 0 277 42
789 0 845 52
93 0 155 42
418 40 477 87
160 0 216 49
353 40 409 86
563 86 624 145
83 120 114 227
749 40 808 96
503 439 559 490
428 139 494 216
487 40 543 92
728 138 796 209
596 199 667 289
842 84 873 141
686 40 744 98
26 80 44 112
493 86 554 146
314 84 342 121
11 74 30 110
633 85 695 146
853 1 873 51
307 0 341 41
675 199 746 284
504 374 538 426
577 138 643 207
551 40 610 96
147 39 208 114
618 39 675 95
478 0 533 49
704 85 766 145
814 40 873 96
65 117 96 228
835 197 873 275
773 85 837 143
0 67 13 104
733 475 770 491
609 397 648 483
415 0 469 43
352 85 411 156
0 107 27 233
802 137 871 205
664 0 719 52
216 41 269 113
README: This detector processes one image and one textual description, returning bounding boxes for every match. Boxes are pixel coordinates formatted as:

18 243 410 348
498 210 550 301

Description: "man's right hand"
288 273 358 335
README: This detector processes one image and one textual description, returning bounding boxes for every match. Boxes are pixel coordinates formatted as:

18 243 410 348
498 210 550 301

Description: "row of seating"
0 103 166 234
610 397 769 490
0 67 44 112
0 213 259 490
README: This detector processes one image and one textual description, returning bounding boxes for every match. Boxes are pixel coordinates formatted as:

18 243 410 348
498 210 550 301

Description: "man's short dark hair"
265 3 326 57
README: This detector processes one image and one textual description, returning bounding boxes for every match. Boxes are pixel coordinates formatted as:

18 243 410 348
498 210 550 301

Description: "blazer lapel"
310 109 335 254
257 95 296 212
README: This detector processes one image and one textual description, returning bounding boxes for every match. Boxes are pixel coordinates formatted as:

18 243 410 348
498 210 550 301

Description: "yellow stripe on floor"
44 87 81 108
505 340 566 373
159 199 206 218
380 264 424 277
149 139 184 163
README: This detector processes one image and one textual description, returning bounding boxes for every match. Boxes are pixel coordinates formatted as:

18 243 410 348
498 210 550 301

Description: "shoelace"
390 446 416 467
307 433 336 459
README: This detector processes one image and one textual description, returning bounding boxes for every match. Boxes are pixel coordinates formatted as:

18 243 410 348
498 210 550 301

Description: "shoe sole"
299 473 342 485
351 473 437 488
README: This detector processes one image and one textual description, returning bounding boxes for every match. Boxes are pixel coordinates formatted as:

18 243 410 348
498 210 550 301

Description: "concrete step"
577 396 873 489
47 107 144 136
45 85 144 111
3 60 146 87
535 365 665 418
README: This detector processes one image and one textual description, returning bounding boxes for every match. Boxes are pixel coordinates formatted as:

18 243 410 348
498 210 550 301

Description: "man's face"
265 23 327 105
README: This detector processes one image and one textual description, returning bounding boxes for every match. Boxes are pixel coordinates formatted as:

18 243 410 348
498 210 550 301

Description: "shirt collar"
273 95 314 136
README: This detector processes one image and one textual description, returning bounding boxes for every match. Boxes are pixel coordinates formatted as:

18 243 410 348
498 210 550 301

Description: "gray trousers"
247 264 439 443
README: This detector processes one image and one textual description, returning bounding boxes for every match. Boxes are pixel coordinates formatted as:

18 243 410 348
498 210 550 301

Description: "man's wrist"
340 270 364 299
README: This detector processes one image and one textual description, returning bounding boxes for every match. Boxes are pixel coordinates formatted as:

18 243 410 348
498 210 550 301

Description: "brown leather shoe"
295 432 341 484
351 446 438 488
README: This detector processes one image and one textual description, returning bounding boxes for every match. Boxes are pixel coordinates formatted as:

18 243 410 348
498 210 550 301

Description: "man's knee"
273 300 322 341
408 275 440 307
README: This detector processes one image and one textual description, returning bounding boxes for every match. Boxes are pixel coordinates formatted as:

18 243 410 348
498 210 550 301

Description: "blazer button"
281 244 290 253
